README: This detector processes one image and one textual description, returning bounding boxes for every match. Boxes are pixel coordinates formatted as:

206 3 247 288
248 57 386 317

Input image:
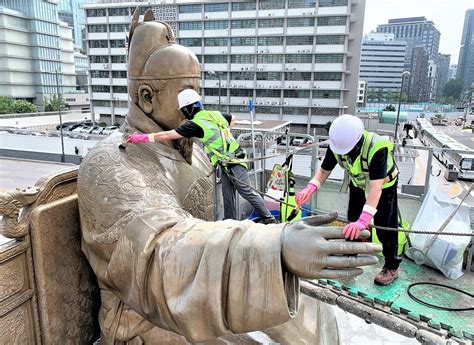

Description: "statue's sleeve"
106 207 298 343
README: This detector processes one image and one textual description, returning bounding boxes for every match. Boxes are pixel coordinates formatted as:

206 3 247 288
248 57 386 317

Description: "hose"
407 282 474 311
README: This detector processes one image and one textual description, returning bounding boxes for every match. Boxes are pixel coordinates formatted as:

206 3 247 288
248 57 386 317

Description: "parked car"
56 121 77 130
79 126 93 133
72 126 87 133
65 123 83 131
90 126 105 134
102 126 118 135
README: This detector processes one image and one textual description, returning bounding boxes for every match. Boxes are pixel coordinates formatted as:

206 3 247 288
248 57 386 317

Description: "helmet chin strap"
181 102 202 120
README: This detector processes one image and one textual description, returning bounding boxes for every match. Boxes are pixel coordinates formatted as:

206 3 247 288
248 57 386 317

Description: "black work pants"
348 182 401 270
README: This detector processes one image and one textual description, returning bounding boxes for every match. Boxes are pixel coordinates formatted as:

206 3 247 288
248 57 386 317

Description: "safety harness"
335 131 399 192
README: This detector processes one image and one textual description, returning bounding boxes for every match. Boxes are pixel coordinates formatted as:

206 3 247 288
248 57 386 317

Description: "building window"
205 88 227 96
257 72 282 81
91 70 109 78
114 101 128 108
287 18 315 27
257 89 281 98
113 86 127 93
284 90 310 98
179 38 202 46
286 36 314 45
204 55 228 63
231 19 256 29
288 0 316 8
92 100 110 107
286 54 312 63
110 40 125 48
313 90 341 98
285 72 311 81
283 107 310 115
111 55 126 63
205 72 228 80
88 25 107 33
204 3 228 12
255 106 280 114
229 105 249 112
92 85 109 93
314 72 342 80
259 19 284 28
231 55 255 63
259 0 284 10
257 36 284 46
109 24 129 32
204 38 228 46
315 54 344 63
316 35 345 45
108 8 129 16
319 0 348 6
179 4 202 13
231 72 254 80
112 71 127 78
179 21 202 30
257 54 284 63
89 40 108 48
90 55 109 63
204 21 228 30
87 9 106 17
317 16 347 26
231 37 256 46
230 89 253 97
311 107 339 116
232 2 256 11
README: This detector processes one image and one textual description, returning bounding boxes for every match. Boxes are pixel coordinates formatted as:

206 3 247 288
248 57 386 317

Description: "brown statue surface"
76 9 381 344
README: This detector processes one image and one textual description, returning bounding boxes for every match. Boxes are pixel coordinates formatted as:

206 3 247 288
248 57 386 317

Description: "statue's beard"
173 137 194 164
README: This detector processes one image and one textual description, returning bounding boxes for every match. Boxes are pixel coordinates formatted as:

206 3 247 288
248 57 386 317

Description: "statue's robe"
77 107 339 344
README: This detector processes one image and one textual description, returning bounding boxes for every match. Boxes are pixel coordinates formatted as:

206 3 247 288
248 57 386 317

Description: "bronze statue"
77 9 381 344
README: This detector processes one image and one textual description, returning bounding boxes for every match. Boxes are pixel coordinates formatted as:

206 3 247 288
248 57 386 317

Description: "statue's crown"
128 7 200 81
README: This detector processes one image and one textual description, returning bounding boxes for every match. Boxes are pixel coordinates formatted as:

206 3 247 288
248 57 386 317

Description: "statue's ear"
137 85 154 115
128 6 141 49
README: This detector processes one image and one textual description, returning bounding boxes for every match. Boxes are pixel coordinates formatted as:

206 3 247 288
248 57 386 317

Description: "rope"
223 171 474 237
219 140 329 166
407 282 474 311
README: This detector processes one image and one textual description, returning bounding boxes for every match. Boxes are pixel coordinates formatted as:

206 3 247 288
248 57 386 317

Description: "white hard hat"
329 114 364 154
177 89 201 110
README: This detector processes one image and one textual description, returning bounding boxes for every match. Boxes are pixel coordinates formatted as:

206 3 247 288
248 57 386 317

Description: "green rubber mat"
324 258 474 340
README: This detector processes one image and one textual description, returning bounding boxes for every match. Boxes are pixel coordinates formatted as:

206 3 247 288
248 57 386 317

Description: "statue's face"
147 78 200 131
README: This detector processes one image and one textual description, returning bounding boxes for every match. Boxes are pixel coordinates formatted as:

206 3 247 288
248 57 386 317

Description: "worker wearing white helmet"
296 114 401 285
127 89 276 224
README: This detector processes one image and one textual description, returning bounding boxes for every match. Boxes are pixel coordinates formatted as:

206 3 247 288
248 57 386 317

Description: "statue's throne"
0 167 100 344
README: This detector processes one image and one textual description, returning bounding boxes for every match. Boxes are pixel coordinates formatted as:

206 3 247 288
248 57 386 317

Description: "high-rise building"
0 0 78 107
356 80 368 107
427 59 437 101
376 17 440 65
448 64 457 80
435 53 450 98
59 0 86 49
359 32 406 93
84 0 366 131
457 9 474 91
409 47 429 102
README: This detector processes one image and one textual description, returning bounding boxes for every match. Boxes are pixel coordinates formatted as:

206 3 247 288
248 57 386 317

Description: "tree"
442 78 464 100
0 97 13 114
383 105 396 111
11 100 38 113
367 88 377 102
44 94 69 112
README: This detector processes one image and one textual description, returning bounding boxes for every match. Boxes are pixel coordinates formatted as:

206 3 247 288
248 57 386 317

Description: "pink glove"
127 133 150 144
343 211 374 240
295 179 320 206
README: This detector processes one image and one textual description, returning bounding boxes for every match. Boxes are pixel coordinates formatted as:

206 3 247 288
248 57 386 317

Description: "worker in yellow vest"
295 115 401 285
127 89 276 224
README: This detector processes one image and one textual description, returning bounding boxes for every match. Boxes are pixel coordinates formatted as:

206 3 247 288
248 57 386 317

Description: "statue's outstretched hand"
281 213 381 280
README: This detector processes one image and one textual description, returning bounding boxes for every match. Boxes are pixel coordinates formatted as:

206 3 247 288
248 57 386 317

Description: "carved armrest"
0 167 79 239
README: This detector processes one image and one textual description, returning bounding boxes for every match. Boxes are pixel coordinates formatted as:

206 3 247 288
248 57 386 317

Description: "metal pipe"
394 71 411 141
423 149 433 198
249 106 258 189
55 70 65 163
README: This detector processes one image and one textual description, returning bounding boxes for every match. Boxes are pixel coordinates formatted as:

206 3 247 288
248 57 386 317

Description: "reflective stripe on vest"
334 131 398 190
191 110 244 167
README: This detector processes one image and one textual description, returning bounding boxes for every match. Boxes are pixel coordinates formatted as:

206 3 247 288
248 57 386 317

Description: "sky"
363 0 473 64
